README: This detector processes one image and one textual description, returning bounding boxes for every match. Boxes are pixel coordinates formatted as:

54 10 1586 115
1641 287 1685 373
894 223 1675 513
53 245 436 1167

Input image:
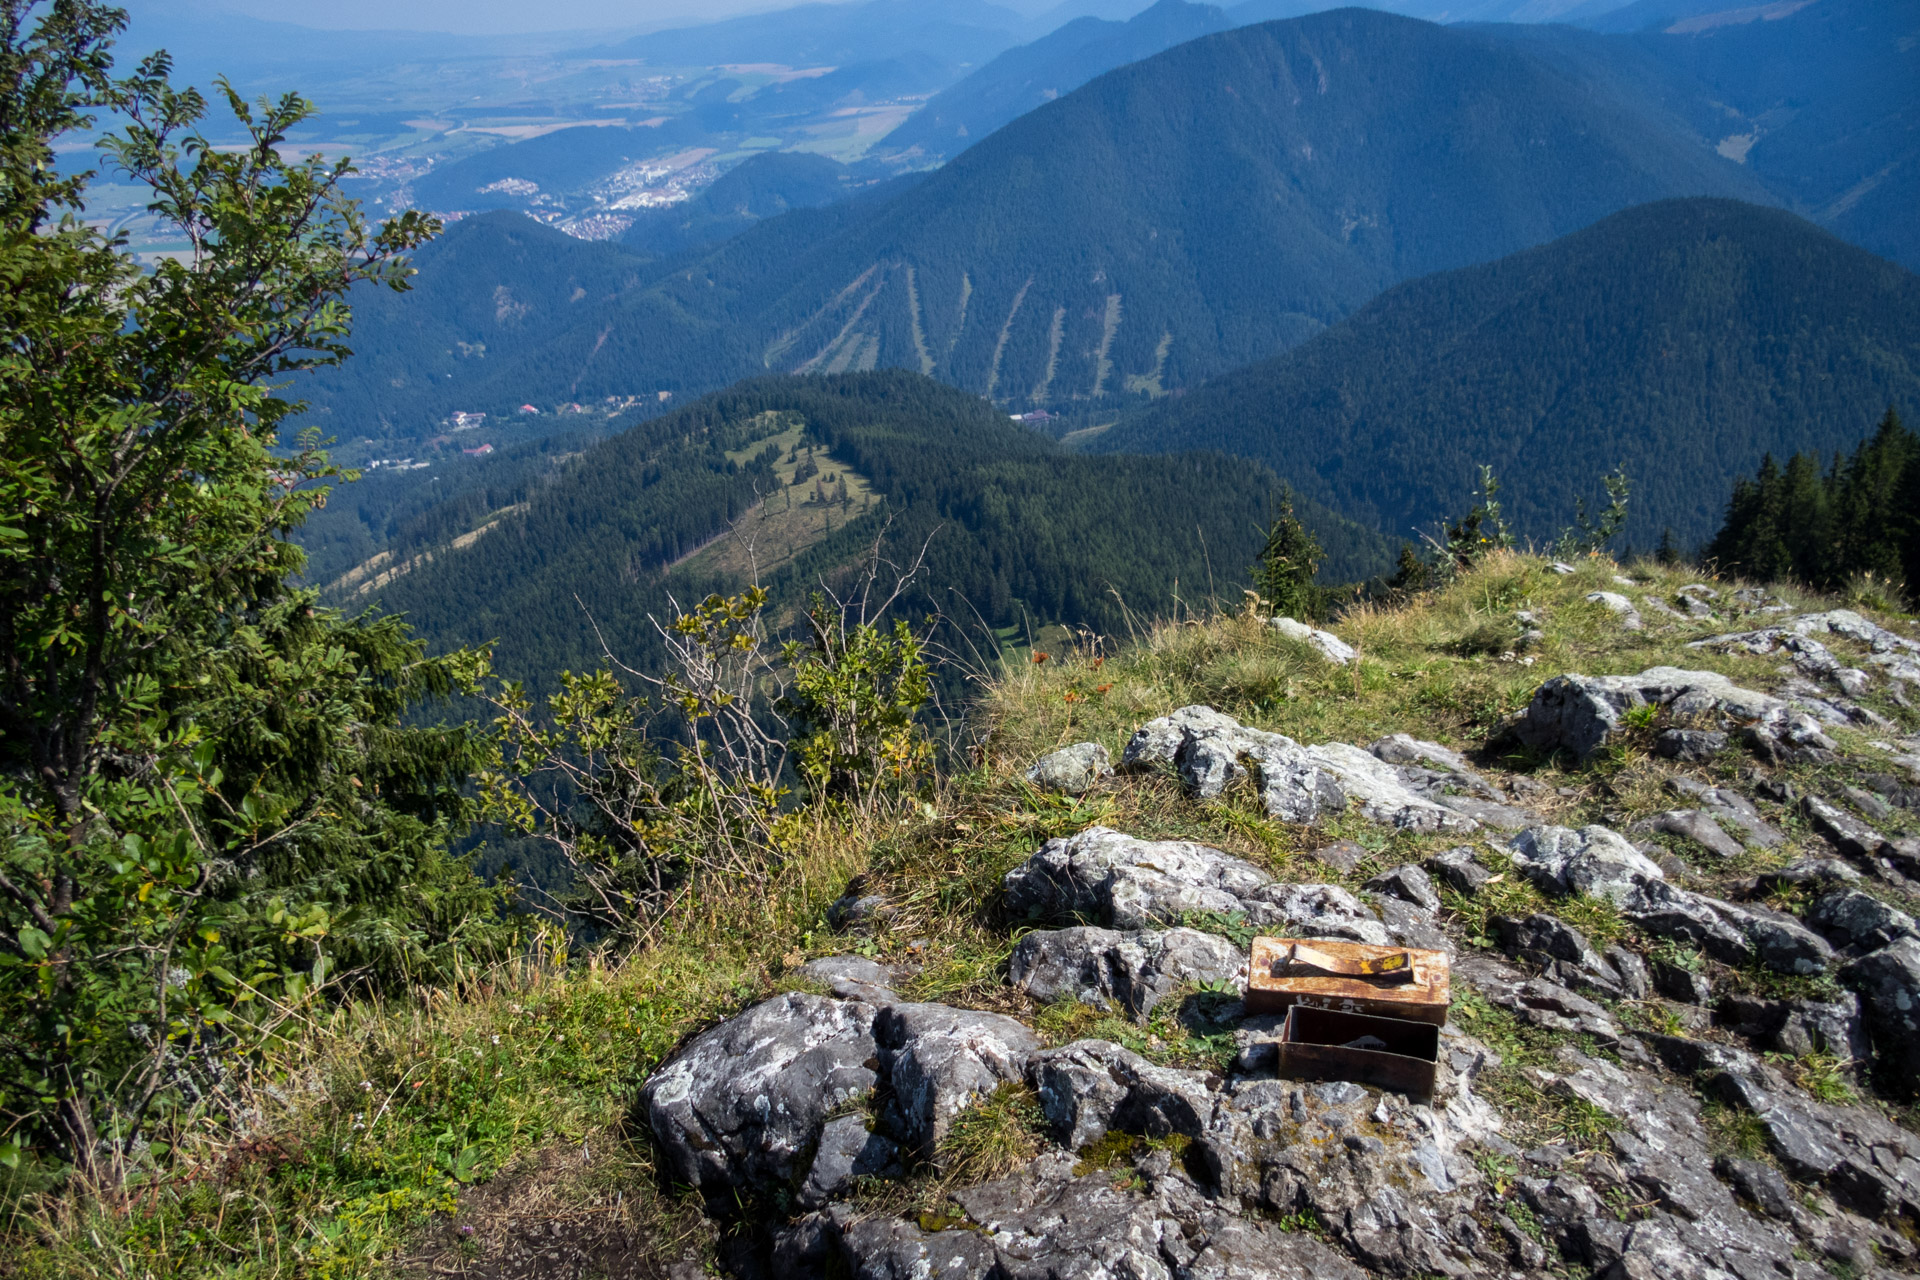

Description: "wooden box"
1245 936 1450 1026
1277 1005 1440 1101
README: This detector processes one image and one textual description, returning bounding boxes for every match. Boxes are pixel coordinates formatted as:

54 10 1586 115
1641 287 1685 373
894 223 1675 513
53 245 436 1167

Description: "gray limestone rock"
874 1002 1039 1157
1626 880 1834 975
1750 857 1861 893
1009 925 1245 1020
1808 888 1920 953
1508 824 1667 906
1713 1068 1920 1219
1507 827 1832 974
1511 667 1788 760
1004 826 1387 943
1120 704 1252 772
1424 845 1493 895
798 1114 902 1209
1605 945 1651 999
1026 1038 1214 1149
1492 913 1627 998
1365 863 1441 915
1374 896 1452 952
641 992 879 1199
1666 778 1785 848
1025 741 1113 795
1121 705 1479 832
1633 809 1744 860
826 891 895 934
801 954 898 1002
1586 590 1644 630
1715 1155 1797 1221
1840 937 1920 1088
1309 839 1369 874
1367 732 1469 772
1655 727 1727 761
1719 992 1869 1062
1270 615 1357 665
1651 958 1712 1005
1803 796 1894 862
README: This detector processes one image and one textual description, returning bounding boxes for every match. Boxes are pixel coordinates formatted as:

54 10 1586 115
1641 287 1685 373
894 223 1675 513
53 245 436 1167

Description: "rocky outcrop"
651 686 1920 1280
875 1002 1039 1156
1028 1039 1215 1148
1004 826 1388 942
1510 667 1789 760
1509 824 1833 975
1270 615 1357 665
1119 706 1489 833
1631 808 1744 860
1808 889 1919 954
1025 741 1112 795
1585 590 1643 631
785 1153 1370 1280
1841 938 1920 1090
1490 913 1638 999
1667 777 1784 847
642 992 882 1200
1009 925 1245 1019
797 1115 901 1210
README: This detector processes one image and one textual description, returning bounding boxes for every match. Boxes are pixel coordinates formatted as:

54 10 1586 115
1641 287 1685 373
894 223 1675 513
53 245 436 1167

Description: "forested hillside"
1481 0 1920 272
875 0 1231 164
619 151 881 261
347 372 1390 689
1093 199 1920 549
298 7 1770 433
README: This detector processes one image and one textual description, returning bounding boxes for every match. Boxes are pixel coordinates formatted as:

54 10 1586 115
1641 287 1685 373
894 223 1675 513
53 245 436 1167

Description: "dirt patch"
397 1142 711 1280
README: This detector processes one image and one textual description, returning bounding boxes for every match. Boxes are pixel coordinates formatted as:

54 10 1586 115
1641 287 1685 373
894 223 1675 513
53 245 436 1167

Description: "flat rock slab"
1512 666 1788 760
1004 825 1386 943
1121 705 1480 833
1270 615 1357 665
1009 924 1245 1019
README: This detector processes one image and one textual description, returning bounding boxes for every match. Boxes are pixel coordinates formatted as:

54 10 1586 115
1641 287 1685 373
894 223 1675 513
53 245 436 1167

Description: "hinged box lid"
1246 936 1450 1025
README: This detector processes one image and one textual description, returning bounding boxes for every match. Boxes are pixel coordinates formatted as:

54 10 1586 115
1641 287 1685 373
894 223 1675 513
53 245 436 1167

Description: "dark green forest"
1706 407 1920 594
346 372 1390 692
1093 199 1920 550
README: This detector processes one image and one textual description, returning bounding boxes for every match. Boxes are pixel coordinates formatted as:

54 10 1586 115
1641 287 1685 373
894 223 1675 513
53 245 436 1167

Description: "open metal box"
1245 937 1450 1025
1276 1004 1441 1101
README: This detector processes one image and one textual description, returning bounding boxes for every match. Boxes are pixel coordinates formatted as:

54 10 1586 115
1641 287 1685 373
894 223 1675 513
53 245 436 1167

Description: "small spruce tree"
1253 487 1323 621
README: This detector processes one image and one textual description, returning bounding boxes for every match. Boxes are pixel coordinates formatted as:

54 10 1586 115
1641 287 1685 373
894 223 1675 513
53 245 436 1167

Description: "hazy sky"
175 0 1049 36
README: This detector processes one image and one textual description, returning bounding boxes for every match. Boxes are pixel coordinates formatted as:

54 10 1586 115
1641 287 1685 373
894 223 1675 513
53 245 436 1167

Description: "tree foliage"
1252 488 1324 622
0 1 503 1177
1706 406 1919 598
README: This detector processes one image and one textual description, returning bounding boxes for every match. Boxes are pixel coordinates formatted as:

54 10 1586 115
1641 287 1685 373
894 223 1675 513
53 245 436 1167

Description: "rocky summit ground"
53 555 1919 1280
623 555 1920 1280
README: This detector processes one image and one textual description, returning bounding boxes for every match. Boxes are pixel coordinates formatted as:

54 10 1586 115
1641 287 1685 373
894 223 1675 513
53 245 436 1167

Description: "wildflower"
1091 657 1104 669
491 1035 500 1045
1095 683 1112 694
360 1080 373 1091
1032 652 1048 664
1063 691 1079 703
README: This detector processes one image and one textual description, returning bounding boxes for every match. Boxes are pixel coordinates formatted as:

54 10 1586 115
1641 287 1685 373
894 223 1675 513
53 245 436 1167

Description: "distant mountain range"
877 0 1234 164
307 7 1776 431
604 0 1029 72
1092 198 1920 549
